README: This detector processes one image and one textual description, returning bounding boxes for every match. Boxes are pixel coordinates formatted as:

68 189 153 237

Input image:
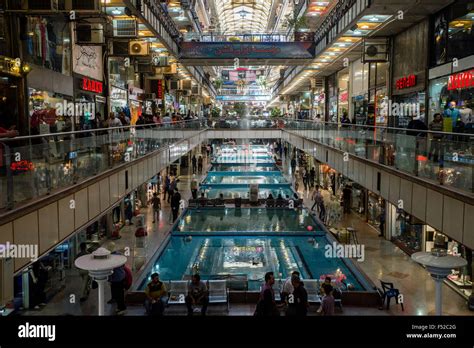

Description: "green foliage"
211 106 221 118
271 107 282 117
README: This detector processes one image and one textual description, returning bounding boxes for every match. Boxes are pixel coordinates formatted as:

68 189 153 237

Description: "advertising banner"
180 42 315 60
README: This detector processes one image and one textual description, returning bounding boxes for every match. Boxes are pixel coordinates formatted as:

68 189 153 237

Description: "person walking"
311 185 323 212
170 189 181 222
191 155 197 174
168 177 177 203
148 192 161 223
254 272 279 316
108 257 127 315
163 175 171 202
342 184 352 214
190 174 199 200
310 167 316 188
76 243 91 302
378 205 386 237
197 155 203 173
290 157 296 174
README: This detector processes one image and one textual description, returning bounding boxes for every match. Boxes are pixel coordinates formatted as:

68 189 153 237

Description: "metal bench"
207 280 229 312
167 280 189 305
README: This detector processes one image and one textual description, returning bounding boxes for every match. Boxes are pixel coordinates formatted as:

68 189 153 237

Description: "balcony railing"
0 121 204 212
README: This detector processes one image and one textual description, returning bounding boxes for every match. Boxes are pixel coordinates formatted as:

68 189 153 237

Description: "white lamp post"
75 247 127 316
412 249 467 315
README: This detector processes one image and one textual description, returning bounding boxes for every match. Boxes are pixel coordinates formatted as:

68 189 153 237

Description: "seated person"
144 273 168 316
275 193 286 207
185 274 209 316
198 192 208 207
214 193 225 206
320 276 333 295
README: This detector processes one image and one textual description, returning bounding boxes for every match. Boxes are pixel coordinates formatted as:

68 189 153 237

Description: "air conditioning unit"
129 40 150 56
191 85 201 95
113 19 137 38
136 59 153 73
65 0 100 12
362 38 389 63
181 90 190 96
151 55 168 67
75 23 104 45
155 63 177 75
111 40 130 56
180 79 192 90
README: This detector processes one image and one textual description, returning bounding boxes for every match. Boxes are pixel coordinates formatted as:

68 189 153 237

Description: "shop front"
28 88 73 134
386 202 473 299
108 57 130 115
74 76 105 129
350 58 369 125
0 56 27 134
337 69 349 122
128 86 144 125
368 62 389 127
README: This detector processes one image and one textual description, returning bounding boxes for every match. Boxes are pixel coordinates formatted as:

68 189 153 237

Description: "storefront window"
22 16 71 75
390 207 423 254
431 2 474 67
428 74 473 125
28 88 72 134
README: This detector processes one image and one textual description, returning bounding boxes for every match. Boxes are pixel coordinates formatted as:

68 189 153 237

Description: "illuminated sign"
11 160 34 172
82 78 103 93
448 69 474 90
396 74 416 90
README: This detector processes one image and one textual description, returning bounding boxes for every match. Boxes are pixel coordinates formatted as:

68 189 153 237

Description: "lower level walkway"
19 146 473 316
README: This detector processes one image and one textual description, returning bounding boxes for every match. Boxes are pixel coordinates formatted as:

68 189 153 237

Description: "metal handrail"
0 119 204 142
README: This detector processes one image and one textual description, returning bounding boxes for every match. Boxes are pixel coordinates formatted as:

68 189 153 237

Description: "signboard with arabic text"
180 42 315 60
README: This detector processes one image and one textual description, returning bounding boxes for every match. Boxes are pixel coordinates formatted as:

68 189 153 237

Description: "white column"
96 278 107 316
433 275 443 316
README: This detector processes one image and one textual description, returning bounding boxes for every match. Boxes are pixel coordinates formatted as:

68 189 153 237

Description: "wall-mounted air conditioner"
65 0 101 12
129 40 150 56
362 38 389 63
170 80 179 90
180 79 192 91
75 23 105 45
113 19 137 38
191 85 201 95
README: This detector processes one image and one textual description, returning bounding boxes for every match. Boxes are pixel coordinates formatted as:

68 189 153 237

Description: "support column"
433 275 443 316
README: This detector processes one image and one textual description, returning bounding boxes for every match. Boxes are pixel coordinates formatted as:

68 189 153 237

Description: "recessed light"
361 25 369 29
354 30 362 34
112 8 122 15
369 16 379 21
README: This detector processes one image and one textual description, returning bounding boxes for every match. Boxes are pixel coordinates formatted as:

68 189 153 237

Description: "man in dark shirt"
185 274 209 316
286 275 308 316
170 189 181 222
255 272 279 316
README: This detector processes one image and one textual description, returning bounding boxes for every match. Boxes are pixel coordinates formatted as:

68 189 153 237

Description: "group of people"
254 271 336 316
144 273 209 316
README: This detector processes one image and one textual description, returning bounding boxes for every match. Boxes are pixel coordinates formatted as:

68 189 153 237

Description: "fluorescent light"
112 8 122 15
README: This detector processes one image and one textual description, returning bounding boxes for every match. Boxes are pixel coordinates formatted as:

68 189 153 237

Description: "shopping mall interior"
0 0 473 339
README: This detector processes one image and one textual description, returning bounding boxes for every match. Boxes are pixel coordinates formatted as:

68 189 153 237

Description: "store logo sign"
82 78 103 93
396 74 416 90
448 70 474 90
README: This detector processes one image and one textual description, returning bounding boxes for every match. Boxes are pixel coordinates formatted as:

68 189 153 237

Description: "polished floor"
21 149 474 316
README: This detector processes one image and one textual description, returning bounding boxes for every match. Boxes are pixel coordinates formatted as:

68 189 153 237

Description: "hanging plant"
213 78 223 92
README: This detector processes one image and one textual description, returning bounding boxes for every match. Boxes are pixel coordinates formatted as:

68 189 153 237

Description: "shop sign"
81 78 103 93
396 74 417 90
157 80 164 99
447 70 474 90
10 160 34 172
73 45 103 81
129 87 144 101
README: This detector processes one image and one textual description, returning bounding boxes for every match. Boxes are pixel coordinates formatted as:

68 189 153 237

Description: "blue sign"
180 42 315 60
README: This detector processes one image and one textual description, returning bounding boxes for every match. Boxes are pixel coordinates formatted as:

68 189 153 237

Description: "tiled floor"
20 148 474 316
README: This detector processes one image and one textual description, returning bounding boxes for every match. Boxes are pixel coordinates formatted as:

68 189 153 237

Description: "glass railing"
0 121 204 212
284 120 473 195
208 116 287 129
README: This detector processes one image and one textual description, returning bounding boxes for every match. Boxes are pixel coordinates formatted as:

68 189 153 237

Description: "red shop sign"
82 78 103 94
10 160 34 172
447 70 474 90
157 80 163 99
396 74 417 90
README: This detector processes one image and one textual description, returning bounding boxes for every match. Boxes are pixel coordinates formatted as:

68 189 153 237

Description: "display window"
28 88 72 134
388 204 423 254
431 2 474 66
21 16 71 75
428 73 473 127
390 92 426 127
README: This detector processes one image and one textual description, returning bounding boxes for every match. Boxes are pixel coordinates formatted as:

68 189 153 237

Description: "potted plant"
212 78 223 93
271 107 282 117
284 15 313 41
210 106 221 118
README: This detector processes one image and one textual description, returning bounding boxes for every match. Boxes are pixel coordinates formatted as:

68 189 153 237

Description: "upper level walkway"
0 118 472 272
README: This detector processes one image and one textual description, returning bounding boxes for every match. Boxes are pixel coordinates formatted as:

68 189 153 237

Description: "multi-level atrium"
0 0 473 345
